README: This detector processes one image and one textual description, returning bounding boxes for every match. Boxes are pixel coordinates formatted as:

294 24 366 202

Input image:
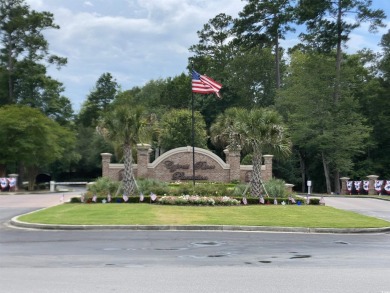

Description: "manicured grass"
18 203 390 228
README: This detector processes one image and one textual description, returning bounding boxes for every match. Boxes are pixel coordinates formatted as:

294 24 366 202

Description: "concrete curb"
10 216 390 234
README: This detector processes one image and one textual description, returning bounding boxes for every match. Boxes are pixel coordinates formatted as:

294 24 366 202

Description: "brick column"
367 175 379 195
100 153 112 177
136 144 152 179
339 177 350 195
224 147 241 182
263 155 273 182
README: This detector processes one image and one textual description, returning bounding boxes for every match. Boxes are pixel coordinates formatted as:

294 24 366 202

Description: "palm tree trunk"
250 151 263 196
123 143 136 196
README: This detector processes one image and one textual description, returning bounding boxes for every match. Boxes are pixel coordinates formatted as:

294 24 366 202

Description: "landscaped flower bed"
70 177 319 205
158 195 240 206
70 194 319 205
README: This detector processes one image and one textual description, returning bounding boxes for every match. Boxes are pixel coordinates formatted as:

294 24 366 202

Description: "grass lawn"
18 203 390 228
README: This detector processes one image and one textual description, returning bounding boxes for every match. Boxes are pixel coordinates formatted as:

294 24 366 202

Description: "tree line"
0 0 389 194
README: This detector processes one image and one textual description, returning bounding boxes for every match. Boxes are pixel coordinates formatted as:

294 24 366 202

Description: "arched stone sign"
149 146 229 182
101 144 273 183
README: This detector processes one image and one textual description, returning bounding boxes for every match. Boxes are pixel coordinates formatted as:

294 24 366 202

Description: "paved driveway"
323 197 390 222
0 191 80 208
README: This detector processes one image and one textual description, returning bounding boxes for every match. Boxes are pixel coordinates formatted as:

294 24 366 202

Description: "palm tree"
211 107 291 196
99 98 149 196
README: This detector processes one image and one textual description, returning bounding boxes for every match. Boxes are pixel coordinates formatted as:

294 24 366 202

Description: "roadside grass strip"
17 204 390 228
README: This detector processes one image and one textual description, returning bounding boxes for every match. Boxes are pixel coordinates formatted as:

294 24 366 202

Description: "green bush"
232 184 250 197
309 198 320 205
137 178 169 195
263 179 287 198
69 197 81 203
87 177 121 196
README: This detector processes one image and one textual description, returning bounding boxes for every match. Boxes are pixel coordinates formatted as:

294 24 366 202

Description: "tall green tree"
189 13 235 76
226 47 277 107
78 72 119 127
159 109 208 151
277 51 371 193
296 0 386 103
0 105 75 190
363 30 390 178
211 107 291 196
0 0 67 104
234 0 296 89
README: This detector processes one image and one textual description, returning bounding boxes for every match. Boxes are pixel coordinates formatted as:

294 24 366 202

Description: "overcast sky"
25 0 390 112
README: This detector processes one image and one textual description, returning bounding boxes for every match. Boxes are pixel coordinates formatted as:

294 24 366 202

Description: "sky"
25 0 390 112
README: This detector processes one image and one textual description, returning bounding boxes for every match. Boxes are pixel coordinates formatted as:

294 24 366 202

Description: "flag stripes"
192 70 222 98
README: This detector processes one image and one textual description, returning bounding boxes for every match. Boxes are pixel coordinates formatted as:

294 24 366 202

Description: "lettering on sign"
164 161 190 172
194 161 215 170
172 172 208 181
163 160 215 180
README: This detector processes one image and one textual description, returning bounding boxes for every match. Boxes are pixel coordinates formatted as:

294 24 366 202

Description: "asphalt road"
324 196 390 221
1 192 390 293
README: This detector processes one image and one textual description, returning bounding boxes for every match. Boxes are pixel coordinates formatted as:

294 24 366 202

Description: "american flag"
192 70 222 98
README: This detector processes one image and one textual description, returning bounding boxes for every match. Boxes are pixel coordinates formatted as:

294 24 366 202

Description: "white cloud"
24 0 390 112
84 1 93 7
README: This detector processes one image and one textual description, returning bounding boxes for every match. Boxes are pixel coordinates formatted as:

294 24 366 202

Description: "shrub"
232 184 250 197
137 179 169 195
69 197 81 203
87 177 121 196
309 198 320 205
263 179 287 198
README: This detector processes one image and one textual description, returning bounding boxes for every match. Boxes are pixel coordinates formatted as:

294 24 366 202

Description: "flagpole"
191 64 196 188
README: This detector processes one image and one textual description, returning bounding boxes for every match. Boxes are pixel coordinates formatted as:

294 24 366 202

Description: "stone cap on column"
101 153 112 160
137 143 152 151
366 175 379 180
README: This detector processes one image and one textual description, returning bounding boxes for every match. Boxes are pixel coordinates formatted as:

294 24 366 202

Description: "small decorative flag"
8 178 16 188
150 192 157 202
363 181 369 192
385 180 390 195
347 181 353 194
92 194 97 202
123 194 129 202
259 196 265 204
140 193 144 202
192 70 222 98
107 193 111 203
242 197 247 205
375 180 383 193
354 181 362 194
0 178 8 190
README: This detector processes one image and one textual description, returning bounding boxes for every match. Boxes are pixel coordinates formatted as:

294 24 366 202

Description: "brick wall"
101 145 273 183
